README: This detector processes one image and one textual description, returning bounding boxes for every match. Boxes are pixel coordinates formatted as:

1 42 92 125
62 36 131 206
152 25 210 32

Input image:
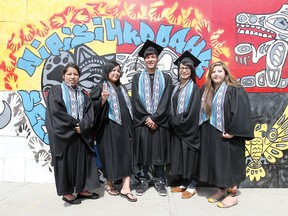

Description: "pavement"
0 181 287 216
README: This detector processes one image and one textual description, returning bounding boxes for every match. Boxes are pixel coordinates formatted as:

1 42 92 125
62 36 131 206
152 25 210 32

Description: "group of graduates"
45 40 254 208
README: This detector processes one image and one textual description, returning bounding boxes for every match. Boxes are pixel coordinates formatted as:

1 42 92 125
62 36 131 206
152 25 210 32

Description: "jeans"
138 165 165 183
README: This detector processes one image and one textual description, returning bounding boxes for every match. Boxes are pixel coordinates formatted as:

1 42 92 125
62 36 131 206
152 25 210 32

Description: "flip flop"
120 192 137 202
105 185 120 196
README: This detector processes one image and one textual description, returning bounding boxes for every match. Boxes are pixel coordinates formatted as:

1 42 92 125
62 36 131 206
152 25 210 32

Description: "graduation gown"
169 83 201 179
132 72 172 166
199 86 254 187
90 84 135 181
45 85 100 196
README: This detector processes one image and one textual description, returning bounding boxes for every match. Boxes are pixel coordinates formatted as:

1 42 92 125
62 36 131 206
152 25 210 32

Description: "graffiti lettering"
18 91 49 145
18 17 211 78
17 48 43 77
71 24 95 48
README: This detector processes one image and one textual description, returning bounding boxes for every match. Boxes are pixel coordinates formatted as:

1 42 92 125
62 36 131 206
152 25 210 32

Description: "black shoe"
62 196 81 204
77 192 100 200
154 180 167 197
136 180 149 196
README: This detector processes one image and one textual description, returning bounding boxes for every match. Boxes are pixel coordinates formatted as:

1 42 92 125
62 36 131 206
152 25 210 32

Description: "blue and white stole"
171 79 194 115
107 81 133 125
138 69 165 114
61 81 84 120
199 82 228 132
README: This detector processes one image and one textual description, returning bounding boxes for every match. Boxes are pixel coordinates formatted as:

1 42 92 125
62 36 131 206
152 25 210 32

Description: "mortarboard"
138 40 164 58
173 51 201 67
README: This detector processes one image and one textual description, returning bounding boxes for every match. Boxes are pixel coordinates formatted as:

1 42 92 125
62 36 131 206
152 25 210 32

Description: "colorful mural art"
0 0 287 186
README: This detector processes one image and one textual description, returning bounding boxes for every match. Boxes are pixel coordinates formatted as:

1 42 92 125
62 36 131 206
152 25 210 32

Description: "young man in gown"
132 40 172 197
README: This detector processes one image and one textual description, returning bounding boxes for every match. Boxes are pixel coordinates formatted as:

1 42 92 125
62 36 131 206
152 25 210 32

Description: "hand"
222 132 234 139
145 117 158 130
75 124 81 134
101 89 109 105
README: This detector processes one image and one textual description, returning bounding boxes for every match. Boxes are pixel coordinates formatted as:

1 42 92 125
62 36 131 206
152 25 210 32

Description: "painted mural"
0 0 287 187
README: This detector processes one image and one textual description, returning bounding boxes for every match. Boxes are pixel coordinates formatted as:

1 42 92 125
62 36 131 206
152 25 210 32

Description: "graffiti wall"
0 0 287 187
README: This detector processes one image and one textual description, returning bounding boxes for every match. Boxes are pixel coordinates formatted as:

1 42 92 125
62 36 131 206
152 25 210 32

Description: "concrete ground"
0 181 287 216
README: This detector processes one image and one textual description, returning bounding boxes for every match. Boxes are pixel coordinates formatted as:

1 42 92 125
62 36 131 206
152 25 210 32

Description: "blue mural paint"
17 17 212 79
18 91 49 145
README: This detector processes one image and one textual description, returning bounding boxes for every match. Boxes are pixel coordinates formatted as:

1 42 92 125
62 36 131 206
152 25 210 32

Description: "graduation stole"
138 69 165 114
199 82 228 132
107 81 133 125
171 79 194 115
61 81 84 120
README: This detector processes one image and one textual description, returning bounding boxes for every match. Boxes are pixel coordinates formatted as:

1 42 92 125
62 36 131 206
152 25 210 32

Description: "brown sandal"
105 185 120 196
181 189 197 199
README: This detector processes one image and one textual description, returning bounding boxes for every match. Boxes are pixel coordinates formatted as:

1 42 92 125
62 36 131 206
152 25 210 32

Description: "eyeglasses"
179 67 190 71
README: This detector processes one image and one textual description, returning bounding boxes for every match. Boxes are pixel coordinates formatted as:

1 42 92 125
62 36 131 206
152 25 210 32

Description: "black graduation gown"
199 86 254 187
90 84 135 181
45 85 100 196
132 72 172 166
169 83 201 179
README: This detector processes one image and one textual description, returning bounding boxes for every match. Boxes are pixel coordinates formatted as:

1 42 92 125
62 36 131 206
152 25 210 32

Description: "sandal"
217 195 238 208
171 186 187 193
105 185 120 196
181 188 197 199
120 192 137 202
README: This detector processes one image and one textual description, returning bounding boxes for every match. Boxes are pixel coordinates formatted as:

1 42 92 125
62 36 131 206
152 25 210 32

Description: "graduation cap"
173 51 201 67
138 40 164 58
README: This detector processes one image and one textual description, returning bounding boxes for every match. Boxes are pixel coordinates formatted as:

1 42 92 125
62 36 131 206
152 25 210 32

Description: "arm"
90 84 109 131
224 86 254 140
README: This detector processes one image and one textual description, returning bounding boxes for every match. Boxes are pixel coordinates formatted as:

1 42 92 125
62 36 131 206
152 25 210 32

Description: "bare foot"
208 189 226 203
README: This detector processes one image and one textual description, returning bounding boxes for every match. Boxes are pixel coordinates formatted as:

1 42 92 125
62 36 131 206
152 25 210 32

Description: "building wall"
0 0 287 187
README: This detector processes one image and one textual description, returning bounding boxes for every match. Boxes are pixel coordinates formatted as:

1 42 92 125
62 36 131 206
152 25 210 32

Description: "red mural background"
117 0 287 92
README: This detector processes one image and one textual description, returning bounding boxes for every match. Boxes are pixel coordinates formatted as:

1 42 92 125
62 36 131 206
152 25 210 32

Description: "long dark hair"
203 61 241 117
62 62 81 76
101 61 121 86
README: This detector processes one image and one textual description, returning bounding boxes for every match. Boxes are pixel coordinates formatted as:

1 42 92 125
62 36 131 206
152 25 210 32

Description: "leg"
154 165 167 197
120 176 137 202
121 176 131 194
136 165 150 196
105 180 120 196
